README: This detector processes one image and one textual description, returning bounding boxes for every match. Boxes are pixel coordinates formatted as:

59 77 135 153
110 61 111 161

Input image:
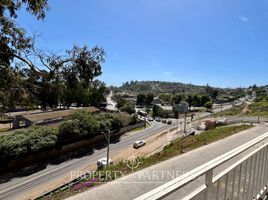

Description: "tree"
200 95 210 106
192 95 200 110
146 93 154 105
205 84 218 100
173 94 184 104
204 101 213 111
1 1 108 110
159 94 172 104
120 104 135 114
0 0 49 110
137 94 147 106
0 0 48 69
187 95 193 110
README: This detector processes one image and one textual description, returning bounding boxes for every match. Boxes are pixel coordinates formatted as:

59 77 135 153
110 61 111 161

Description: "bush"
58 111 130 139
58 119 80 138
0 126 57 160
120 104 135 114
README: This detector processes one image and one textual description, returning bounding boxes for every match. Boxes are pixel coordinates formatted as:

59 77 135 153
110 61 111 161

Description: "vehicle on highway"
155 117 161 122
133 140 146 149
97 157 113 169
167 120 172 125
148 116 154 121
137 110 147 117
162 119 167 123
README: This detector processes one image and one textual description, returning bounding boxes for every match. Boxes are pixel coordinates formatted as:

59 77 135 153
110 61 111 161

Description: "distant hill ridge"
113 81 240 95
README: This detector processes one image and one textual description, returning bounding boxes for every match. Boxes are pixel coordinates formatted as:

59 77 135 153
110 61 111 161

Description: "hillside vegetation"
113 81 245 97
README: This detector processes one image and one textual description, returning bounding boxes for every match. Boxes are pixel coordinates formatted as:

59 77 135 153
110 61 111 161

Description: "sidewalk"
67 124 268 200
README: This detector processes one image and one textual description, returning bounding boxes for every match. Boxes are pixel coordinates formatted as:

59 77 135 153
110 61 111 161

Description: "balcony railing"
135 132 268 200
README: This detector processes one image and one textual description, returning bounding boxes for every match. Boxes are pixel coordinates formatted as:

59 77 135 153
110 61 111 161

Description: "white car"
148 117 154 121
97 157 113 169
133 140 146 149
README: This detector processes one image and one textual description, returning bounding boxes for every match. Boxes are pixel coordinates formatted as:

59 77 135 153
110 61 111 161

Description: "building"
12 107 100 129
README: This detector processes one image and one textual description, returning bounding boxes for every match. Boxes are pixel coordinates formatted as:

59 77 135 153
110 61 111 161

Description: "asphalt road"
0 121 176 200
0 104 232 200
68 125 268 200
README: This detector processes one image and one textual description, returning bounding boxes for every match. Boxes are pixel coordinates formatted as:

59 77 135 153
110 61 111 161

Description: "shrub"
58 119 80 138
0 126 57 160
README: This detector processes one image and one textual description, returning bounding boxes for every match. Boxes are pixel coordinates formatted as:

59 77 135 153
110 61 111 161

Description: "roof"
22 107 100 123
4 110 43 118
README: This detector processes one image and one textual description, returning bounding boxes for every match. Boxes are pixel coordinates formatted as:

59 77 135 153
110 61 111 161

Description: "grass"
40 124 253 200
213 105 244 117
136 124 252 168
0 127 11 132
246 101 268 118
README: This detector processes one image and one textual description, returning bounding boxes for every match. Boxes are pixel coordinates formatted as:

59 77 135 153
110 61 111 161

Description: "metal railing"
135 132 268 200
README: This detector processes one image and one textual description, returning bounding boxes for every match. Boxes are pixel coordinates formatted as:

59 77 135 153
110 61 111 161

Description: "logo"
124 153 142 171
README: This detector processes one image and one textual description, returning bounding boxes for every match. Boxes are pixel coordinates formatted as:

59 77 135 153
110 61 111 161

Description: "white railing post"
237 164 243 200
204 169 213 200
135 133 268 200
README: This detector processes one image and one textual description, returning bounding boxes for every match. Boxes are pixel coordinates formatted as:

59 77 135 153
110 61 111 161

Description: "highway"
68 125 268 200
0 121 177 200
0 104 232 200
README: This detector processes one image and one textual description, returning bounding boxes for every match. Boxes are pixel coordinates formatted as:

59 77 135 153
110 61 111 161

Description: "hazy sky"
17 0 268 87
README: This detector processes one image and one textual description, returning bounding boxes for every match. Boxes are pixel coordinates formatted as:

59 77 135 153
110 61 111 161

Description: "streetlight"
101 128 111 167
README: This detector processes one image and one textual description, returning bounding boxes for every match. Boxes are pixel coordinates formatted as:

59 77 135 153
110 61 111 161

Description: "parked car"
148 117 154 121
133 140 146 149
162 119 167 123
155 117 161 122
97 157 113 169
167 120 172 125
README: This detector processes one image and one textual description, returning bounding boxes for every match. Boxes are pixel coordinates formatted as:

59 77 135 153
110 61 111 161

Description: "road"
68 125 268 200
0 104 231 200
0 121 177 200
106 91 118 111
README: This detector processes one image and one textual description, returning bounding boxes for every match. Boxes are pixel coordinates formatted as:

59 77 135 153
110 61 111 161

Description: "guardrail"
135 132 268 200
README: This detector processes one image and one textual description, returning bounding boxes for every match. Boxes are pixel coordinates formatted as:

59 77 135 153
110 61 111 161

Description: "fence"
135 132 268 200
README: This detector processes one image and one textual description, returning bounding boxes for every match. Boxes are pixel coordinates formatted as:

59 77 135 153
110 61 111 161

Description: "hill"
112 81 244 96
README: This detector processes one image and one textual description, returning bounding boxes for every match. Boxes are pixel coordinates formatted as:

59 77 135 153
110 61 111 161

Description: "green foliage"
0 126 57 160
0 111 134 161
204 101 213 110
213 105 243 117
159 93 172 104
247 101 268 118
0 1 107 110
58 119 80 138
120 104 135 114
255 88 268 102
137 93 154 106
152 104 170 118
58 112 130 140
131 113 139 124
205 84 219 100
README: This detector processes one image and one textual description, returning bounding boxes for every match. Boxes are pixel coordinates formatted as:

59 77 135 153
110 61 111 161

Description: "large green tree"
0 0 107 111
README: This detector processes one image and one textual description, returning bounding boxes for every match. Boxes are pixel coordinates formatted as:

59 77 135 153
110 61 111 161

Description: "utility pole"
177 113 179 132
102 128 111 167
144 116 147 128
258 108 260 124
184 112 187 134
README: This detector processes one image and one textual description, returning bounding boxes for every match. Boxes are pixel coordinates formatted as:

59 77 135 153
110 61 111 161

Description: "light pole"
184 112 187 134
101 128 111 167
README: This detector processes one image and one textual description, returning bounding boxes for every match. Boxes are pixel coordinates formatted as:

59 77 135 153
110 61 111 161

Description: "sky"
16 0 268 88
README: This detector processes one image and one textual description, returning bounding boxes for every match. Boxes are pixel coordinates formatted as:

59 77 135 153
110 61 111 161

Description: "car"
162 119 167 123
133 140 146 149
167 120 172 125
97 157 113 169
155 117 161 122
148 117 154 121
